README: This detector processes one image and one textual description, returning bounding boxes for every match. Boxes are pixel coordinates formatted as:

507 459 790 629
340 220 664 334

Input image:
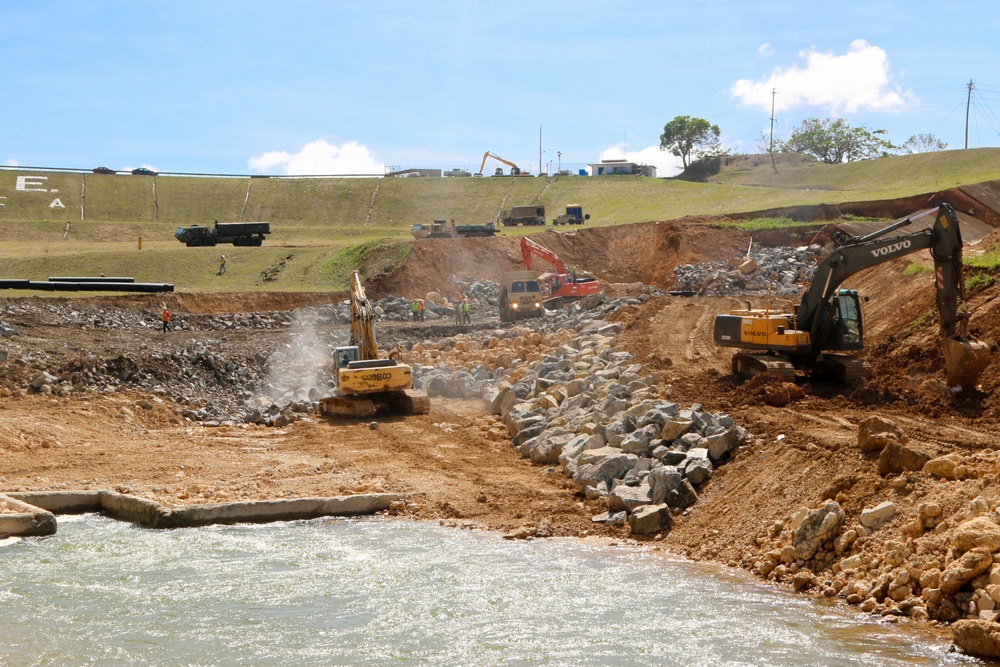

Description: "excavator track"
818 354 873 383
732 353 796 381
319 389 431 419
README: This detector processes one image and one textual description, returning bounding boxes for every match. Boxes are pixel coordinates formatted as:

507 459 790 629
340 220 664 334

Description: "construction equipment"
318 271 431 418
499 206 546 227
499 270 545 322
477 152 525 177
552 205 590 226
410 219 497 239
175 221 270 247
520 236 602 308
713 203 991 390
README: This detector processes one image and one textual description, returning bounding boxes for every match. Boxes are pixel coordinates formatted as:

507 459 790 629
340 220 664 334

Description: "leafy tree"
903 133 948 153
660 116 722 169
778 117 895 164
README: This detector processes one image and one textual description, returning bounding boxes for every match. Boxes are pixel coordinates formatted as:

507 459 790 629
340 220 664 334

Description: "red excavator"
520 236 601 308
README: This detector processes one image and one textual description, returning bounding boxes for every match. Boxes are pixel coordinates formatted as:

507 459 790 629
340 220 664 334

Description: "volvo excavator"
713 203 991 391
319 271 431 418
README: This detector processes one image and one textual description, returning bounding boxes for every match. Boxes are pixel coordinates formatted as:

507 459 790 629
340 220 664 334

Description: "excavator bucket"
941 335 991 391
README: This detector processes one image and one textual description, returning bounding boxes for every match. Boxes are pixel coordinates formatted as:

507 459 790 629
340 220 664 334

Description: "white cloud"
600 145 685 177
731 39 915 115
5 158 18 167
249 140 385 175
757 42 773 57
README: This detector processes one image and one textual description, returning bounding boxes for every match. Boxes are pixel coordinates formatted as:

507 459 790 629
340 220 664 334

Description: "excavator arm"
478 151 521 176
521 236 569 275
798 204 974 347
349 270 379 360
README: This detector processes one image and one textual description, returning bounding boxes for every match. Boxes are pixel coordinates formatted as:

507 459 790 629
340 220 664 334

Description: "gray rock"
793 501 845 561
628 504 673 535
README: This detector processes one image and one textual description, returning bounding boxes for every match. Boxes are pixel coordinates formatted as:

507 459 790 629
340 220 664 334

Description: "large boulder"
648 466 682 505
608 482 653 513
793 501 845 561
628 503 673 535
857 415 907 453
940 547 994 594
952 517 1000 553
877 441 933 476
953 620 1000 659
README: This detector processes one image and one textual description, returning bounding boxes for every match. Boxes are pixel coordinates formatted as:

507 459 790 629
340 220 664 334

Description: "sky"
3 1 999 178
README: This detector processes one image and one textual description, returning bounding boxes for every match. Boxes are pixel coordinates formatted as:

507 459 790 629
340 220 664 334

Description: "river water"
0 515 987 666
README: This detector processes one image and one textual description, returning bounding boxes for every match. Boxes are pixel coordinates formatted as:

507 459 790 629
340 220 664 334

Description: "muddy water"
0 515 986 666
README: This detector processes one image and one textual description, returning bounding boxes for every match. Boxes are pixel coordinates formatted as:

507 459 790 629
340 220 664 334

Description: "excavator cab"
334 346 360 373
816 289 864 351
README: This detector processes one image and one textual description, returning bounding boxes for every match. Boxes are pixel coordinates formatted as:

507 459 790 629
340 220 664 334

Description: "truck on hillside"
499 206 545 227
498 270 544 322
552 205 590 226
411 219 497 239
175 221 271 247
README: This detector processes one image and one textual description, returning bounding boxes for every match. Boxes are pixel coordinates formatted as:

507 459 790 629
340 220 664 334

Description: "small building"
587 159 656 178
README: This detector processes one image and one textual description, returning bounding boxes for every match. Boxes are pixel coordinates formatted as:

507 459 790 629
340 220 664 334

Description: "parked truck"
552 205 590 226
499 206 545 227
175 221 271 247
498 270 544 322
411 219 497 239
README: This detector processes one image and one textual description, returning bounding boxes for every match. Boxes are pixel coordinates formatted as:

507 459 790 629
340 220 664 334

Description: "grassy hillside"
0 148 998 292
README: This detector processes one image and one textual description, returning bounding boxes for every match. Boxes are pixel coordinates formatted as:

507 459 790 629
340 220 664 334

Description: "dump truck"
498 270 544 322
552 205 590 226
175 221 270 247
410 219 497 239
499 206 545 227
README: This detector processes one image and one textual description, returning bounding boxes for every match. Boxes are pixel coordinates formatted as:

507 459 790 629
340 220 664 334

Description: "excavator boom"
478 151 522 176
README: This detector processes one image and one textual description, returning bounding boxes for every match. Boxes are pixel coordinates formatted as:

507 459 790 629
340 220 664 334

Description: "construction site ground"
4 213 1000 570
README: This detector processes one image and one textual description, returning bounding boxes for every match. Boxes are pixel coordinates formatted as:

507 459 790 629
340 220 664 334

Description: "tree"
778 117 895 164
903 133 948 153
660 116 722 169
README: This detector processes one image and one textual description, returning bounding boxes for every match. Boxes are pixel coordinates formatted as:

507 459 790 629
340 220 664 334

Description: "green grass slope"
0 148 998 292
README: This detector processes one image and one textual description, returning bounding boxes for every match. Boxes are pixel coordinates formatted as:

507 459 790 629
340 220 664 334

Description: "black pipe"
0 281 173 293
48 276 136 283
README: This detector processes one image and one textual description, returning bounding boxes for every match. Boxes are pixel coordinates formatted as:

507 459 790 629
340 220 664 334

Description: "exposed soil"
4 209 1000 617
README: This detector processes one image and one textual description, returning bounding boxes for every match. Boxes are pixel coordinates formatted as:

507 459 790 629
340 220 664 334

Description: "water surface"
0 515 986 666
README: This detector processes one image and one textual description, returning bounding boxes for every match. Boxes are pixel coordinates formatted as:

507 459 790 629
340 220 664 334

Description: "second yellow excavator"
319 271 431 418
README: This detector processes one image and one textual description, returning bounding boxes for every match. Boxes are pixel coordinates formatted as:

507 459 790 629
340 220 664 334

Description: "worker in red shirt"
162 307 171 333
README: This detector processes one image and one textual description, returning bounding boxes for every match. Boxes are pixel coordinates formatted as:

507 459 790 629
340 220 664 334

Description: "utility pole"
539 125 542 175
557 151 562 172
769 88 778 173
965 80 975 149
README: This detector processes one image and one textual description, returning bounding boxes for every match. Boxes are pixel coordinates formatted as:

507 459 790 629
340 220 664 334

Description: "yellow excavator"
713 203 991 391
319 271 431 418
477 151 524 177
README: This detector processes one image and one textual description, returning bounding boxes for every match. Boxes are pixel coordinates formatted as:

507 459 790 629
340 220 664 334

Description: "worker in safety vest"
161 307 171 333
411 299 419 321
461 298 471 324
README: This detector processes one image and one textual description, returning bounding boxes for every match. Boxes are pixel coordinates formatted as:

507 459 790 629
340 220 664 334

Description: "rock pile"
673 245 822 296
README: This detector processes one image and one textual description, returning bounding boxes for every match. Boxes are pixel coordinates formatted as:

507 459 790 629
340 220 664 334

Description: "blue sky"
3 1 998 177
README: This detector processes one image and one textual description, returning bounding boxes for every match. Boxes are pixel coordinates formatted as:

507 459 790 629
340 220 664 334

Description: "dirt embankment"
5 208 1000 635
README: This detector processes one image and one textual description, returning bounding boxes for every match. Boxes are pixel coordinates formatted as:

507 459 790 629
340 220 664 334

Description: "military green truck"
499 206 545 227
175 221 270 247
411 219 497 239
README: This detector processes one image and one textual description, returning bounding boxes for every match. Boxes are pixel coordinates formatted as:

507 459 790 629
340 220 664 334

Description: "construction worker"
418 299 426 321
411 299 419 321
461 298 471 324
218 254 227 275
161 307 171 333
